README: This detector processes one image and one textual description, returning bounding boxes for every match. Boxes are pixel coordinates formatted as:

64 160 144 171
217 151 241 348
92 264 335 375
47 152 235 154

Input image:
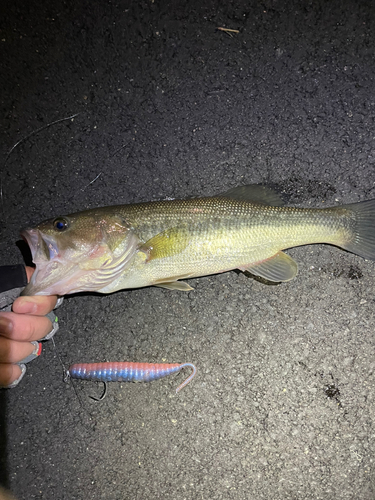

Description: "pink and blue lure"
68 361 196 393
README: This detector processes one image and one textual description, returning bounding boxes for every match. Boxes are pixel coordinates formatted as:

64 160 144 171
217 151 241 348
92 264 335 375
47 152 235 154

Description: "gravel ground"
1 1 375 499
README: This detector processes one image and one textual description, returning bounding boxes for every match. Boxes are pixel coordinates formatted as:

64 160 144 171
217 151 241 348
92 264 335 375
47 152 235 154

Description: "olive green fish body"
103 200 347 289
21 185 375 296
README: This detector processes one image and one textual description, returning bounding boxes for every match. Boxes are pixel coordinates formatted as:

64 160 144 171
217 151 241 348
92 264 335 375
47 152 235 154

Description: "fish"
20 184 375 297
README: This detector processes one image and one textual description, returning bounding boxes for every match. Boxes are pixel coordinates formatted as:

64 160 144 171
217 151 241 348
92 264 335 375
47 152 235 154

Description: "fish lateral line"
68 361 197 394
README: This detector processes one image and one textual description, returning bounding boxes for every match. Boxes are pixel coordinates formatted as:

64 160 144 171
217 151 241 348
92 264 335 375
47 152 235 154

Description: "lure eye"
53 217 69 232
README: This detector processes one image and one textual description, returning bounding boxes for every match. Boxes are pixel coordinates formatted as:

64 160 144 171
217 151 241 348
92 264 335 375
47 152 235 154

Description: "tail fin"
339 199 375 260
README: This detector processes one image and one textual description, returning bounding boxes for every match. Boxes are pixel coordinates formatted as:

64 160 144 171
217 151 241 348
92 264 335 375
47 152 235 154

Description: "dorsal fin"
218 184 284 206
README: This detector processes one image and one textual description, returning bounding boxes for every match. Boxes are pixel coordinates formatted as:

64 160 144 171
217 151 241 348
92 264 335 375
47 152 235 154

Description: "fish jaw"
22 260 85 296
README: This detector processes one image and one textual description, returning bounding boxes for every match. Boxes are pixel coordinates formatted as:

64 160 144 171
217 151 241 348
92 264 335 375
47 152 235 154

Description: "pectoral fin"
140 227 190 262
242 251 298 282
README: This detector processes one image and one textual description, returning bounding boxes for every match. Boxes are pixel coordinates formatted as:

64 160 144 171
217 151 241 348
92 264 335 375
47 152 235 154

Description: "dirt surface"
1 1 375 499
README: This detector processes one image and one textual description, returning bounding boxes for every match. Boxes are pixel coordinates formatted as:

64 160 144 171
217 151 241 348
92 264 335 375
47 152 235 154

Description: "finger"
0 485 18 500
0 363 25 388
0 336 41 363
0 312 53 341
12 295 58 315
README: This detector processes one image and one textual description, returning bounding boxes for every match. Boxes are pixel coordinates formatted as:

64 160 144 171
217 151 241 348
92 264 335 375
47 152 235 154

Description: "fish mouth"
20 228 68 296
21 228 59 263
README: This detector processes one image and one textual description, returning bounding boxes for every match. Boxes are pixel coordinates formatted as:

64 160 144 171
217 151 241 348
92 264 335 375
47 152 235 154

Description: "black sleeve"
0 265 28 293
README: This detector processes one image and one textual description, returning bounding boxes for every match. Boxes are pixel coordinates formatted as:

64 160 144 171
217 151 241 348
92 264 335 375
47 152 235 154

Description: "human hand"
0 266 59 388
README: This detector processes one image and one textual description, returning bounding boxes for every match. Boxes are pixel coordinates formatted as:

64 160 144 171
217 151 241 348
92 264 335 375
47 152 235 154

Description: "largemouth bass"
21 185 375 296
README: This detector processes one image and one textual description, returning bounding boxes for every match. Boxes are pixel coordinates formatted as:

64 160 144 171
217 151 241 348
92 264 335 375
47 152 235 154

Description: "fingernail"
55 297 64 309
3 364 26 389
14 298 37 314
0 316 12 335
19 342 42 364
41 312 59 340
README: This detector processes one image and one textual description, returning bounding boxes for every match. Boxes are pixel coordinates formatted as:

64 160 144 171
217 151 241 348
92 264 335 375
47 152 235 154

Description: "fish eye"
53 217 69 232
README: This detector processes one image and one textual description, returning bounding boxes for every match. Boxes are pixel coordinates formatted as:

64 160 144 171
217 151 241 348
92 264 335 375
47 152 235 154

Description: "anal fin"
153 274 194 291
155 281 193 291
241 251 298 282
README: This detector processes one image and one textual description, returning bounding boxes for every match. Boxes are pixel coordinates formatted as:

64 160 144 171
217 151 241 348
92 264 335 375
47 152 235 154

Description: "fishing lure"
67 361 196 393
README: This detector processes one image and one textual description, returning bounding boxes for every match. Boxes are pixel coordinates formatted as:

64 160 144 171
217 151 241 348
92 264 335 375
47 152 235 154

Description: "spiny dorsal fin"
218 184 284 206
